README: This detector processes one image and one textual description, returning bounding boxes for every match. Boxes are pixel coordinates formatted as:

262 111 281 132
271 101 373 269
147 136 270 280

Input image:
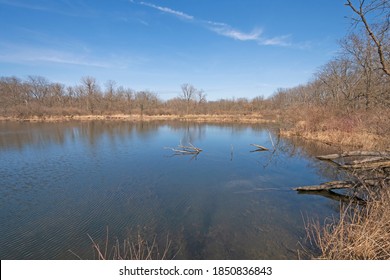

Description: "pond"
0 121 345 259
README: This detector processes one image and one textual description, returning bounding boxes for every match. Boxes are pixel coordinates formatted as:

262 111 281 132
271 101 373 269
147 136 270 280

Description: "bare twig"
250 144 269 151
345 0 390 76
165 142 202 155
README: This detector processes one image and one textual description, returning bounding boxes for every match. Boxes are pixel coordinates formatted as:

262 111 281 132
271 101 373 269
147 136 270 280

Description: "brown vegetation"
300 146 390 259
304 179 390 260
278 107 390 150
70 228 174 260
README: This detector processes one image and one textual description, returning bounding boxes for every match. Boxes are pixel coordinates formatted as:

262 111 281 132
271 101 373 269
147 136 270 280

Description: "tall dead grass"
70 228 175 260
280 106 390 150
305 179 390 259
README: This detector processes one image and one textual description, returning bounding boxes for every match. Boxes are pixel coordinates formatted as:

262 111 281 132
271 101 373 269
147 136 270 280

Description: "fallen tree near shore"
293 151 390 201
315 151 390 170
301 153 390 260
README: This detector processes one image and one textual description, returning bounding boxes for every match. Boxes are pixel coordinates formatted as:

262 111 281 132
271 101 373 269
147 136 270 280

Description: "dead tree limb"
345 0 390 76
316 150 390 170
297 189 366 204
164 142 202 155
341 160 390 169
316 151 390 160
293 180 358 191
250 144 269 151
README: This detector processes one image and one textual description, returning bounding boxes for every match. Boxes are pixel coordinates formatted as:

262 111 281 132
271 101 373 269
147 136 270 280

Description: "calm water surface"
0 121 344 259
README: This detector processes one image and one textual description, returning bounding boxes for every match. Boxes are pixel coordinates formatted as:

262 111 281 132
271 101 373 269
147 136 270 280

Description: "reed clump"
305 178 390 260
71 228 175 260
280 107 390 150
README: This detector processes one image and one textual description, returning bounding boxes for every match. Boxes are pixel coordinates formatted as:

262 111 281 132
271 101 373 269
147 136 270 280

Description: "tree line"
0 75 270 117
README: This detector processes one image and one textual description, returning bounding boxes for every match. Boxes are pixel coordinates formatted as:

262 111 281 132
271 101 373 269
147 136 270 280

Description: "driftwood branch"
342 160 390 169
316 151 390 170
316 151 390 160
297 189 366 204
293 180 357 191
294 150 389 203
250 144 269 152
164 142 202 155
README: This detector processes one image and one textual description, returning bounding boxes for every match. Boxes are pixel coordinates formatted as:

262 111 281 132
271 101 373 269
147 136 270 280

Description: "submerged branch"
164 142 202 155
250 144 269 152
297 189 366 205
293 180 357 191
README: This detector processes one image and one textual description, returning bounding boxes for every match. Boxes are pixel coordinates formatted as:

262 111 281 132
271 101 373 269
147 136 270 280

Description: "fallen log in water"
294 150 389 203
316 151 390 160
316 151 390 171
293 180 357 191
298 189 366 204
341 160 390 170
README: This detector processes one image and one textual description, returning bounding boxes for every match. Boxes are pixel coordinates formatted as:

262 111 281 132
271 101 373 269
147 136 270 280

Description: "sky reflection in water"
0 121 344 259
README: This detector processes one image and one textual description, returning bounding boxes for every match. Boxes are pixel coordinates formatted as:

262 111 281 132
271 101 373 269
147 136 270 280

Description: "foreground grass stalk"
305 179 390 260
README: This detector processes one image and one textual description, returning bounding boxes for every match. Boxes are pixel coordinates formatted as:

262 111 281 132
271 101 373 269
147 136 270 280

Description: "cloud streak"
0 43 112 68
204 21 262 42
138 1 291 46
140 2 193 20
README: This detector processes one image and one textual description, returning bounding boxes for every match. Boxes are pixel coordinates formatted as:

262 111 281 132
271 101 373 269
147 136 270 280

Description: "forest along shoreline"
1 110 388 151
0 113 276 124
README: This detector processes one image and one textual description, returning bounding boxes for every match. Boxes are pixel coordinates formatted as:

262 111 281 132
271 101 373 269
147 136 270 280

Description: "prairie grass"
280 106 390 150
71 228 176 260
304 178 390 260
0 113 275 124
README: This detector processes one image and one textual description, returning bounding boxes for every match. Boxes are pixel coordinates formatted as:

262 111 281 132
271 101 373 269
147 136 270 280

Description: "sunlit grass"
70 228 176 260
304 178 390 260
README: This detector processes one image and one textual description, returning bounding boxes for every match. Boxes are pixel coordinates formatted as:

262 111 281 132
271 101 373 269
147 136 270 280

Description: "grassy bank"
305 179 390 260
278 106 390 150
0 113 276 124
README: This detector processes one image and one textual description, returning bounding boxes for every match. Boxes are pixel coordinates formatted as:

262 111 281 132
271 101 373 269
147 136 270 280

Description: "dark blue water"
0 121 343 259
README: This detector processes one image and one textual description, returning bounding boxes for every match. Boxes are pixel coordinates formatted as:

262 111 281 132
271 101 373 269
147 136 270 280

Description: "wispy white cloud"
204 21 263 41
140 1 193 20
260 35 292 46
0 43 112 68
138 1 291 46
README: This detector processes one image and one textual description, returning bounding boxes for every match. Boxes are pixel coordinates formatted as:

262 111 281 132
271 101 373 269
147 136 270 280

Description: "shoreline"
0 113 277 124
1 113 388 150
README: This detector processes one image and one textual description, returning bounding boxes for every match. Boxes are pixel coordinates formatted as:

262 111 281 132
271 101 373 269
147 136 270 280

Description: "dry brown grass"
280 106 390 150
282 129 386 150
305 179 390 260
70 228 175 260
0 113 275 124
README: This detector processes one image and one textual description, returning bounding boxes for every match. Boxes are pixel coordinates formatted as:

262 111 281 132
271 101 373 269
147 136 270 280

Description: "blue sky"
0 0 352 100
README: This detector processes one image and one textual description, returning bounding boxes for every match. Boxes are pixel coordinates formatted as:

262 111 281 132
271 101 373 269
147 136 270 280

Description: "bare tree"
117 86 134 114
180 83 200 114
345 0 390 76
81 76 100 114
134 90 159 116
104 80 116 112
27 75 50 103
